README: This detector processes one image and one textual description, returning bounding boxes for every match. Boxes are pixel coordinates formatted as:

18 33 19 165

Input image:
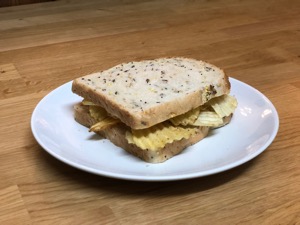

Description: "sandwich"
72 57 237 163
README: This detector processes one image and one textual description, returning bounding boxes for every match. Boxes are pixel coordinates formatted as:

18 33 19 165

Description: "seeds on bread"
72 57 230 129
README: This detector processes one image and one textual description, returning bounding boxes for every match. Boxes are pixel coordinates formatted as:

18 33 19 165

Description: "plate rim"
31 77 279 181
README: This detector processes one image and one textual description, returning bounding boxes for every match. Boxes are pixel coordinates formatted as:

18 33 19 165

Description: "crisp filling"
83 94 237 151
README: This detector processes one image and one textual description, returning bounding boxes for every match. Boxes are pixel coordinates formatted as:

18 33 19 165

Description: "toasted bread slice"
72 57 230 129
74 103 210 163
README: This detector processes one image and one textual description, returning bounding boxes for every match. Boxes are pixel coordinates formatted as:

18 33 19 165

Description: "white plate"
31 78 279 181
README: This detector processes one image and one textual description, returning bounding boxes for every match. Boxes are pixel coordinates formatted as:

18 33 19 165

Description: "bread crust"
72 57 230 129
74 103 210 163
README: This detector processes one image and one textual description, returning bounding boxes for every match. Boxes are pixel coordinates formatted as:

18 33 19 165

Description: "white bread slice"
74 103 210 163
72 57 230 129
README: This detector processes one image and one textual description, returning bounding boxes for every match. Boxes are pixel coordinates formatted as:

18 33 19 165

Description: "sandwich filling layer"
82 94 237 151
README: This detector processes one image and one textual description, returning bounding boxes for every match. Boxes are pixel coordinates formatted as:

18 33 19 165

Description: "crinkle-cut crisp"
125 122 199 151
170 107 200 126
209 94 238 118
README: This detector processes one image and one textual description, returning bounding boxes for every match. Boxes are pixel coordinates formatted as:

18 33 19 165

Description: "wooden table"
0 0 299 224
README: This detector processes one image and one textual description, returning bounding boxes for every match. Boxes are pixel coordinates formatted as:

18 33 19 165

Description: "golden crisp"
89 117 119 132
82 99 96 106
89 105 108 122
125 122 199 151
170 107 200 126
208 95 238 118
193 111 223 127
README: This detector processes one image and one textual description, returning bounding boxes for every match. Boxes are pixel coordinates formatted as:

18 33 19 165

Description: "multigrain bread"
74 103 211 163
72 57 230 130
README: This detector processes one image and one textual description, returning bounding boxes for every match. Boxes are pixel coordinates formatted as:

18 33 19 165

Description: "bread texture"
74 103 210 163
72 57 230 129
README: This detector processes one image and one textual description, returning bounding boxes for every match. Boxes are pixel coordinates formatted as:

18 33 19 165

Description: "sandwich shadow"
87 133 105 140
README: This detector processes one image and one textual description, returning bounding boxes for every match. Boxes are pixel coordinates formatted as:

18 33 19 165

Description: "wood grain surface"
0 0 299 224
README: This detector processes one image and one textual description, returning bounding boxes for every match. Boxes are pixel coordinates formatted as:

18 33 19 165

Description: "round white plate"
31 78 279 181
